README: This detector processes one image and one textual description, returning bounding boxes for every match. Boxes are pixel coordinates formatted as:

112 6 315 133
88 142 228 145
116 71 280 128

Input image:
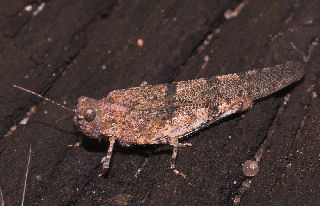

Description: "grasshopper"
14 61 304 178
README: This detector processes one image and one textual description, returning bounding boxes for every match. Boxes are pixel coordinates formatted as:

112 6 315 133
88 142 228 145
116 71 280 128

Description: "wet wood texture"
0 0 320 205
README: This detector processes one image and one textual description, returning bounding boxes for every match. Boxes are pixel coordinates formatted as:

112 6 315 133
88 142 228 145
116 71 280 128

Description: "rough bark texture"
0 0 319 205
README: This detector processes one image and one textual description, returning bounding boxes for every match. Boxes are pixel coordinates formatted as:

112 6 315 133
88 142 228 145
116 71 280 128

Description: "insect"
14 61 304 178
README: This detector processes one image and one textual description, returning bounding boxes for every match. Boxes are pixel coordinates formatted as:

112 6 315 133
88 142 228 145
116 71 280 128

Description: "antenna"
13 84 75 113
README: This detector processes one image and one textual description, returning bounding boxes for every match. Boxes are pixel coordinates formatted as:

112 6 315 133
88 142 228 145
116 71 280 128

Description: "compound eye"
84 109 96 122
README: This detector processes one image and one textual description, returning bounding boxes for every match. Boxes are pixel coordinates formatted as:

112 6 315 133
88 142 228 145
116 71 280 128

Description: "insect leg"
139 81 148 86
170 139 187 178
99 138 116 176
179 143 192 147
67 140 82 148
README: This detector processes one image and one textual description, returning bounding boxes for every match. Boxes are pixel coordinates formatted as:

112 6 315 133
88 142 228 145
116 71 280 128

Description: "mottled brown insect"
73 61 304 177
13 61 304 177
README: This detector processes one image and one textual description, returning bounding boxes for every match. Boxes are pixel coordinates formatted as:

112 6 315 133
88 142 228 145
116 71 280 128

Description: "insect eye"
84 109 96 122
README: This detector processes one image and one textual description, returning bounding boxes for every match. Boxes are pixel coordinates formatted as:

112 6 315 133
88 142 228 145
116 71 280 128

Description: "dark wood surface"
0 0 320 205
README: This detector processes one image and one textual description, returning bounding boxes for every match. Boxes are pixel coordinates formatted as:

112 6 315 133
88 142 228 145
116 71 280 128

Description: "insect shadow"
80 132 171 156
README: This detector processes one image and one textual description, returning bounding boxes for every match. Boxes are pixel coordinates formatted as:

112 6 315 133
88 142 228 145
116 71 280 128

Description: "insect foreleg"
100 138 116 176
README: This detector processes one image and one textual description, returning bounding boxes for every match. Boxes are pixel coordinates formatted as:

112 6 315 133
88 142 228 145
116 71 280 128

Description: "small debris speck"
242 179 251 189
224 0 249 19
101 64 106 70
20 117 30 125
33 2 45 16
29 106 36 115
312 91 317 99
214 28 221 34
24 5 32 12
137 39 144 47
224 10 234 19
11 125 17 131
233 196 241 204
304 18 314 25
36 175 42 182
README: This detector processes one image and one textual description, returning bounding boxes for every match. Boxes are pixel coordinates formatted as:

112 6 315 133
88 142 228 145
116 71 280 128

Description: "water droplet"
242 160 259 177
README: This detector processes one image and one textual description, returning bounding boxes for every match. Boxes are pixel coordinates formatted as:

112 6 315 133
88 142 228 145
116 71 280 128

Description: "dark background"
0 0 320 205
